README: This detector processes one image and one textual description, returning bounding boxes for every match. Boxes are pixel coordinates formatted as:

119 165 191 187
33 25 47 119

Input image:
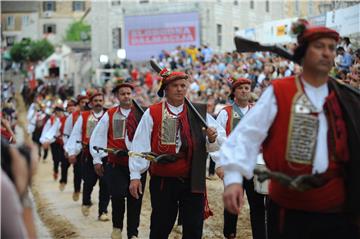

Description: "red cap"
67 98 77 108
87 89 104 101
157 68 189 97
76 94 88 102
292 19 340 45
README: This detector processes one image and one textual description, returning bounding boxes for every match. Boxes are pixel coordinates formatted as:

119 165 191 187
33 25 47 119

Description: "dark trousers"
224 178 266 239
149 176 204 239
105 164 147 238
267 200 359 239
50 142 69 183
82 155 110 215
73 154 82 192
35 141 48 160
208 156 216 176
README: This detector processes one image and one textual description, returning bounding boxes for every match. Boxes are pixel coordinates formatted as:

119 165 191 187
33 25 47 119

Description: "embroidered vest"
107 107 137 166
263 76 347 211
149 102 193 177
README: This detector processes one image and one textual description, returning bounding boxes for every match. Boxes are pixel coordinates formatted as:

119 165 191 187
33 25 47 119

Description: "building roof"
1 1 39 13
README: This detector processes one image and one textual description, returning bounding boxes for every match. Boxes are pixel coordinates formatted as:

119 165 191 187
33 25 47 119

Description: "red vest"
72 111 80 127
107 107 139 166
223 104 252 136
81 110 104 146
263 76 347 212
149 102 193 177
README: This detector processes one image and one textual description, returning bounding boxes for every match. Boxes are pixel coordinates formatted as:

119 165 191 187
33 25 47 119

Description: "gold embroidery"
112 110 126 140
86 115 98 138
286 76 319 165
160 102 178 145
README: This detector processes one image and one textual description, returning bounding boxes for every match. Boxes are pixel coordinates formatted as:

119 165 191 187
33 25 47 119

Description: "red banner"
128 26 196 46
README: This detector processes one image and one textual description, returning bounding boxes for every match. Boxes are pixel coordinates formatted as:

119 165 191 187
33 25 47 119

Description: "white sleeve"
62 114 73 145
216 109 228 130
129 109 152 180
214 86 278 186
27 104 35 121
39 119 58 144
65 116 83 156
90 113 109 165
27 114 36 134
210 109 229 168
206 113 227 152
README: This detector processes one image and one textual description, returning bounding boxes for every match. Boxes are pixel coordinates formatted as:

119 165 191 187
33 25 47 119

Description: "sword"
93 146 178 164
149 59 208 129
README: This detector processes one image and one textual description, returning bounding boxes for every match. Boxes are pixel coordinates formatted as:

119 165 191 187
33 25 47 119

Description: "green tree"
64 20 91 41
9 39 31 63
28 39 54 62
9 38 54 63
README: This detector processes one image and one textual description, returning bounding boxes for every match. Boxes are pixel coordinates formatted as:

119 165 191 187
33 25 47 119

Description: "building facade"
1 1 91 46
90 0 286 67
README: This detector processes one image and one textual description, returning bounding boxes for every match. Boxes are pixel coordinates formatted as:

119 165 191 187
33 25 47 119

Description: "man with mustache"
129 68 226 239
215 77 266 239
63 94 89 201
66 90 110 221
217 19 360 239
90 79 146 239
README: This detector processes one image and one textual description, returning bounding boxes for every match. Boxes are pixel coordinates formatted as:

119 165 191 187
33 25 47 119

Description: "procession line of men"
27 18 360 239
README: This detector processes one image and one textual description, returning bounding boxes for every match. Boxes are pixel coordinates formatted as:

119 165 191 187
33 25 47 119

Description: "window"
250 0 254 9
22 16 30 27
43 24 56 34
112 28 122 49
265 0 270 12
6 36 16 46
43 1 56 11
6 16 15 30
234 26 239 33
111 0 121 6
73 1 85 11
308 1 313 16
217 24 222 47
234 0 238 6
139 0 149 3
295 0 299 16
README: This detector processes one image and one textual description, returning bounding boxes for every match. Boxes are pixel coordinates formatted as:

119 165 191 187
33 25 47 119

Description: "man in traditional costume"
217 19 360 239
63 94 89 201
90 80 145 239
66 90 110 221
129 67 226 239
40 104 69 190
216 77 266 239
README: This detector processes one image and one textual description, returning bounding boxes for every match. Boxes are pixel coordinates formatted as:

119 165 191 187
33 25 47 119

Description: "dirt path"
33 156 252 239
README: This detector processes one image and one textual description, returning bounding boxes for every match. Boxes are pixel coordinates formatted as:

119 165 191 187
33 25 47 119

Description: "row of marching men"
27 73 269 239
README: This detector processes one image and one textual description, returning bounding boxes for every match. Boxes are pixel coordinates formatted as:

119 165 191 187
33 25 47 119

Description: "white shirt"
65 110 104 157
215 79 330 187
90 107 131 165
129 102 226 180
62 113 74 146
39 117 61 144
28 111 46 134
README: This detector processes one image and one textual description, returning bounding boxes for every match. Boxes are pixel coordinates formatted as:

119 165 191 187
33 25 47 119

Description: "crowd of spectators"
101 37 359 112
